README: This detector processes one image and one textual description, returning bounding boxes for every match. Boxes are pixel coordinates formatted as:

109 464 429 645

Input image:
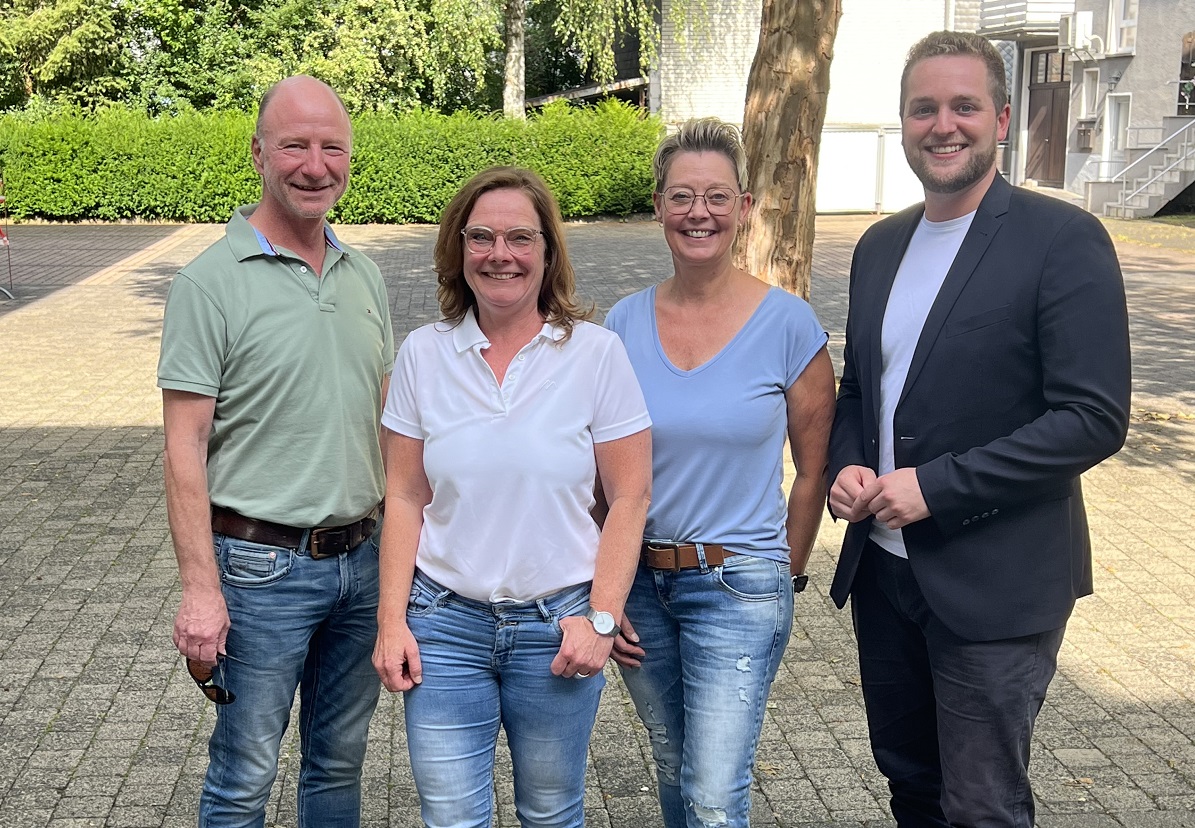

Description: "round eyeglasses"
462 226 543 253
657 187 743 216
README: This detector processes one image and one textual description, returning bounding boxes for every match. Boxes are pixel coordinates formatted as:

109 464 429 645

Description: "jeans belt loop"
535 597 552 623
695 542 709 573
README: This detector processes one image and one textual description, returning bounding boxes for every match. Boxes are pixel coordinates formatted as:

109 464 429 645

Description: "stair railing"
1115 119 1195 209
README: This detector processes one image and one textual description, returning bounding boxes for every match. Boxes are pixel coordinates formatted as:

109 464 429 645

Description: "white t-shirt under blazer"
382 309 651 603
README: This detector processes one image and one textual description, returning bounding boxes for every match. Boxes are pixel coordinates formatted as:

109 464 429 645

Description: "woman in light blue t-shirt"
604 118 836 828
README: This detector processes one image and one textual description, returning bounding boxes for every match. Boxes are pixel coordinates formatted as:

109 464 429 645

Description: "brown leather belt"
641 541 729 571
211 505 381 560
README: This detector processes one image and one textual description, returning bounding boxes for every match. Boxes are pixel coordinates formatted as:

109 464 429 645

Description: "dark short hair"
433 167 592 339
900 31 1008 116
653 117 749 193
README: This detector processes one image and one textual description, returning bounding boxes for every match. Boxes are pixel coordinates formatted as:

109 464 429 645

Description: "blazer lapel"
898 176 1012 406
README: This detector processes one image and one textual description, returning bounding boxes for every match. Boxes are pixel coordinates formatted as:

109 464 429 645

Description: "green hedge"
0 100 662 223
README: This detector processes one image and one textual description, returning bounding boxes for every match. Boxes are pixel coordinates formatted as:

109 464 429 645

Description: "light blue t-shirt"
604 285 827 562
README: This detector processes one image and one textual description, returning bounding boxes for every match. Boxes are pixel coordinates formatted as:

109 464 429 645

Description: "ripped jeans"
618 554 793 828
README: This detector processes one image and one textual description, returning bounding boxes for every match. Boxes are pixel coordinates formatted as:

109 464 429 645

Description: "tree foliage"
555 0 658 83
2 0 131 107
0 0 661 115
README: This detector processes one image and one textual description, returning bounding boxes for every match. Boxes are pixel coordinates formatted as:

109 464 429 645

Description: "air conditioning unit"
1059 11 1097 54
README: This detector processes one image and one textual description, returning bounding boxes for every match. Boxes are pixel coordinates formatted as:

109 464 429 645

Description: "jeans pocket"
715 556 784 602
218 537 294 588
406 571 452 618
546 588 591 636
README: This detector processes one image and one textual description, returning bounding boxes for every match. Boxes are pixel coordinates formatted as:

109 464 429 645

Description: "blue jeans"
199 531 382 828
403 570 604 828
618 554 793 828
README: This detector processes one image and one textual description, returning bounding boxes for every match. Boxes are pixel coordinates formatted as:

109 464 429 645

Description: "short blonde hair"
653 118 749 193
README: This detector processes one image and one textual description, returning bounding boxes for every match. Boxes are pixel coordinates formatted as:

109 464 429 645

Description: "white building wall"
657 0 760 126
825 0 951 126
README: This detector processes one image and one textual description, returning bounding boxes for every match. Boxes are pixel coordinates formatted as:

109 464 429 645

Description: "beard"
905 141 997 195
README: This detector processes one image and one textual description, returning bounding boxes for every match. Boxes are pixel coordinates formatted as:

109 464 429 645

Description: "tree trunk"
736 0 841 299
503 0 527 119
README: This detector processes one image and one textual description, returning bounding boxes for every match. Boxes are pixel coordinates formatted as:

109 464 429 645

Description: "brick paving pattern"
0 216 1192 827
0 225 181 316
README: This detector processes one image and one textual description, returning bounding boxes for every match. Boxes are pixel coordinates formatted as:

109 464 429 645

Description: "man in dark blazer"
828 31 1131 827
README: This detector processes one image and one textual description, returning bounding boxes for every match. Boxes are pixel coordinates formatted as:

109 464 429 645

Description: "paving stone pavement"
0 215 1192 828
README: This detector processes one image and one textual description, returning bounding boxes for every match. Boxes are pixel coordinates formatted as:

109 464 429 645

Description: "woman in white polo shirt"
372 166 652 828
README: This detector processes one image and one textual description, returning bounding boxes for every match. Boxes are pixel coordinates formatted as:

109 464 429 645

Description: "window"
1031 51 1071 85
1082 69 1100 118
1111 0 1138 53
1106 94 1131 154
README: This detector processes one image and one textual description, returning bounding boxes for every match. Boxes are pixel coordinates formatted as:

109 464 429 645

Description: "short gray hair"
653 118 749 193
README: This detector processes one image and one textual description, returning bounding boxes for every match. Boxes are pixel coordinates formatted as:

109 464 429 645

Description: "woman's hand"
373 619 423 692
551 615 615 679
610 613 645 669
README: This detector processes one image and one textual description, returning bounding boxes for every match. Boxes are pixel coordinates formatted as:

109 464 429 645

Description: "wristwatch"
791 574 808 594
586 608 621 637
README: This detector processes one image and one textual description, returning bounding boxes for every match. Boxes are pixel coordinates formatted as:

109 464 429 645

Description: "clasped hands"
829 465 930 529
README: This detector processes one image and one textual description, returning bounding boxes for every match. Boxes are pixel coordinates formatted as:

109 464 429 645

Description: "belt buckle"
309 527 348 559
646 541 683 572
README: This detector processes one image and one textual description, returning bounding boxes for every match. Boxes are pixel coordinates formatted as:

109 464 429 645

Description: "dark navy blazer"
828 174 1131 642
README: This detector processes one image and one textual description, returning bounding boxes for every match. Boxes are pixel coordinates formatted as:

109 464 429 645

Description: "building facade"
1066 0 1195 215
978 0 1195 215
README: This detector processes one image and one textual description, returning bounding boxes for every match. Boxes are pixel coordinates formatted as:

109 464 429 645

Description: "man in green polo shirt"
157 75 393 828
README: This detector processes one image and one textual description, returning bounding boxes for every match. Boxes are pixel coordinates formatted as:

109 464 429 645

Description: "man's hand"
373 620 423 692
173 588 230 664
610 613 645 669
551 615 614 679
829 465 879 522
859 467 930 529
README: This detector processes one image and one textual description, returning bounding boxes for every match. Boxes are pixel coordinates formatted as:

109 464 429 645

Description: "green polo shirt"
158 206 394 527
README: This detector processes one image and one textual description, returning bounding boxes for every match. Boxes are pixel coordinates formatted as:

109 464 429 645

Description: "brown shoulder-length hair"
434 166 593 341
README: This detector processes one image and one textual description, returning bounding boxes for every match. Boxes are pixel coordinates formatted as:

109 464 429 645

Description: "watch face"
589 610 616 635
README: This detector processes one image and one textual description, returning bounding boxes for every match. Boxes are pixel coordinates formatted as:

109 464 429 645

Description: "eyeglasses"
187 657 236 705
461 226 543 253
657 187 743 216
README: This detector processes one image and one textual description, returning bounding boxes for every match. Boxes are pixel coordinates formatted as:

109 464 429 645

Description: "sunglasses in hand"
186 657 236 705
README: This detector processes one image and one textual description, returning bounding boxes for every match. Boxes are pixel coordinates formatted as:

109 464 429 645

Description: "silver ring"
575 672 591 679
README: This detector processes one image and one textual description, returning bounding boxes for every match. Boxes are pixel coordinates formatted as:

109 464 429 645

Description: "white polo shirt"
382 310 651 602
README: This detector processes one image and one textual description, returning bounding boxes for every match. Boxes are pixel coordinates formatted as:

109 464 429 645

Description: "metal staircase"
1088 118 1195 218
